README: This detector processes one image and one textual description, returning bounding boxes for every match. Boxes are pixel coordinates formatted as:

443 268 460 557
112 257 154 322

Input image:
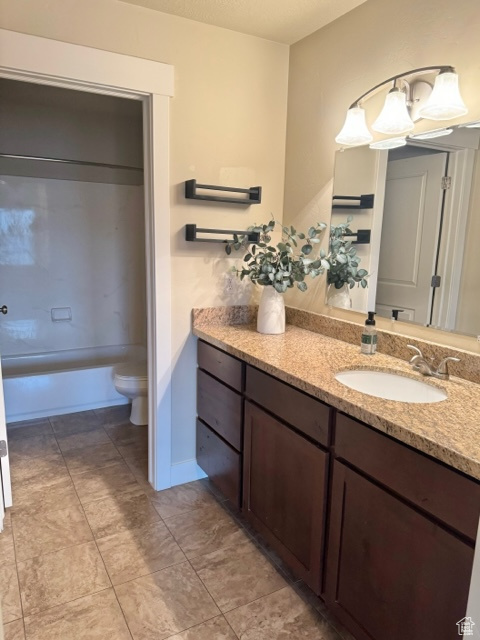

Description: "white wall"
0 0 290 465
0 175 146 356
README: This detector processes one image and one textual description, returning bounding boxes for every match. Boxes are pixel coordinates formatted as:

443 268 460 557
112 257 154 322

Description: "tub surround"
193 307 480 481
3 344 146 422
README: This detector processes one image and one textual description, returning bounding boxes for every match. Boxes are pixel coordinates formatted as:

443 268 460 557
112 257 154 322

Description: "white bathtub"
2 344 147 423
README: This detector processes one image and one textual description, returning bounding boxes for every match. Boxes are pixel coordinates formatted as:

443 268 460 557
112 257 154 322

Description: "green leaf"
225 245 232 255
361 279 368 288
297 281 308 292
302 244 312 255
244 253 252 261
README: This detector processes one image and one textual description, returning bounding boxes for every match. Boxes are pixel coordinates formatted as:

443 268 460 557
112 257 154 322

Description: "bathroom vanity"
193 319 480 640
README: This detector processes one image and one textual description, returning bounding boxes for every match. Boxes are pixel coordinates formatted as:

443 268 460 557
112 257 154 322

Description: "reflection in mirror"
327 123 480 338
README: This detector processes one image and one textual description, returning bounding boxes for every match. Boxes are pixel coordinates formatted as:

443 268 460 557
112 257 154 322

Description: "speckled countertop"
193 322 480 482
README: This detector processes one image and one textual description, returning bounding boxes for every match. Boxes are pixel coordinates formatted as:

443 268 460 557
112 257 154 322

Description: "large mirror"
327 123 480 338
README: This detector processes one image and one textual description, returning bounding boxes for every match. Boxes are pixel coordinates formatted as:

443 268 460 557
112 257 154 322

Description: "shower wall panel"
0 175 146 356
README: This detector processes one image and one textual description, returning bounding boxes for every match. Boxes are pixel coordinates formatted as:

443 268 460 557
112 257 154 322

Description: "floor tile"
10 452 69 486
83 488 160 539
116 441 148 461
190 539 286 612
166 616 237 639
104 423 147 447
17 541 111 616
63 442 123 475
55 427 111 453
293 582 357 640
97 520 186 586
7 419 53 441
0 518 16 565
4 619 25 640
23 589 131 640
225 586 343 640
0 563 22 623
163 502 248 560
71 461 139 505
11 476 80 517
12 505 93 561
8 434 60 462
124 456 149 482
94 404 131 427
49 410 102 436
150 480 217 520
115 562 220 640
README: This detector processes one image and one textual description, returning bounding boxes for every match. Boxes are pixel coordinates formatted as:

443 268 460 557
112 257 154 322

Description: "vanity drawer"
198 340 244 392
197 369 243 451
196 419 241 507
245 366 331 447
334 413 480 541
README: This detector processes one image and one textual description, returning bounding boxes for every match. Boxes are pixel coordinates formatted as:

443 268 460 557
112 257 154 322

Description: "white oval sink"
335 370 447 403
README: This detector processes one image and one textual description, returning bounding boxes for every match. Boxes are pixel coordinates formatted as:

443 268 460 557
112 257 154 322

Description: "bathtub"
2 344 147 423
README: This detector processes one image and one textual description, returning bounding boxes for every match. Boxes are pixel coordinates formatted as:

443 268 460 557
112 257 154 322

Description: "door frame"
0 28 174 490
408 139 476 331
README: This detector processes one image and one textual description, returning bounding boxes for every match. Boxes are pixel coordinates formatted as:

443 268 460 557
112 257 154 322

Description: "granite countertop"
193 322 480 482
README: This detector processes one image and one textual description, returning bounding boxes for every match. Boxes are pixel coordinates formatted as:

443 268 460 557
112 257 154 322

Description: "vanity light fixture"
335 66 468 147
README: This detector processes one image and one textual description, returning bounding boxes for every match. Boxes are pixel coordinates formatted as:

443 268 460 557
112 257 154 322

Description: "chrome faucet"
407 345 460 381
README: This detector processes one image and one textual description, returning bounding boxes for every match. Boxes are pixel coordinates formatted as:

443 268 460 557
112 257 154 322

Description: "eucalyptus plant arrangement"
224 219 328 293
327 216 369 290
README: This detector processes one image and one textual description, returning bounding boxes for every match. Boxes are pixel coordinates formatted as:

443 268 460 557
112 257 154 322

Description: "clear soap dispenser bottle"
361 311 377 355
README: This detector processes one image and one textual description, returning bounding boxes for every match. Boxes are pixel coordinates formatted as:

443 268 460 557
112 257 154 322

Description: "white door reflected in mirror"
328 123 480 338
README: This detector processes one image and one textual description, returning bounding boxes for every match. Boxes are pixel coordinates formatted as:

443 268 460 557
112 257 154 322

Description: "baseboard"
170 459 207 487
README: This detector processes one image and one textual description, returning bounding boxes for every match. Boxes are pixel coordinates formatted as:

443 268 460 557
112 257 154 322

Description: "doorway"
0 29 174 508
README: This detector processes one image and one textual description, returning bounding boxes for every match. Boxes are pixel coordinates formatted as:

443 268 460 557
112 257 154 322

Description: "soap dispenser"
361 311 377 355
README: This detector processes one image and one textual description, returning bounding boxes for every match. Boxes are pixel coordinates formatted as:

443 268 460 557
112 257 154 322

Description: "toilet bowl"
113 361 148 426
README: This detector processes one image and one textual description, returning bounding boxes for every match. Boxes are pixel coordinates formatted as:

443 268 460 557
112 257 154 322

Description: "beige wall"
0 0 290 464
283 0 480 353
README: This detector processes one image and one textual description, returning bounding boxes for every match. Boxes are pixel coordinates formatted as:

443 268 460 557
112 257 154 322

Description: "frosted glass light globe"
372 89 414 135
335 107 373 146
418 71 468 121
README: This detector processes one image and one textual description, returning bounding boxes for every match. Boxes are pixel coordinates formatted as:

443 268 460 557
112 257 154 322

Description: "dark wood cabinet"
196 419 241 505
325 460 475 640
195 339 479 640
196 341 244 507
243 400 328 594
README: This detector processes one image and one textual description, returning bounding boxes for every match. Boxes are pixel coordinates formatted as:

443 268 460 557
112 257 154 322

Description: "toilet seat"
114 361 147 381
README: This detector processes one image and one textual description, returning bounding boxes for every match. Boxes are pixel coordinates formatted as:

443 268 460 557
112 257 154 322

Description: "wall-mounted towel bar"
185 224 261 243
185 179 262 204
344 229 371 244
332 194 374 210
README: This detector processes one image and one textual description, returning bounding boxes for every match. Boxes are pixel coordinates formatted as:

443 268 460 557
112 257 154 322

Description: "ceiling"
117 0 367 45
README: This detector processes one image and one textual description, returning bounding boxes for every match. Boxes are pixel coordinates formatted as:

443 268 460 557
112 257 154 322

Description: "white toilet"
113 361 148 426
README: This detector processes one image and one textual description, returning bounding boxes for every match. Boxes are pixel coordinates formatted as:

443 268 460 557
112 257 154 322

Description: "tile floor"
1 406 353 640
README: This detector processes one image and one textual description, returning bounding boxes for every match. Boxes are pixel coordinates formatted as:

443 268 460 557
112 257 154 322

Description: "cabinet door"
243 401 327 594
325 461 474 640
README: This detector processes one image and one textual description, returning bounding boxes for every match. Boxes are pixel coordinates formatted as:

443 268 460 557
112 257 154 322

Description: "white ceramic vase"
257 286 285 334
326 283 352 309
